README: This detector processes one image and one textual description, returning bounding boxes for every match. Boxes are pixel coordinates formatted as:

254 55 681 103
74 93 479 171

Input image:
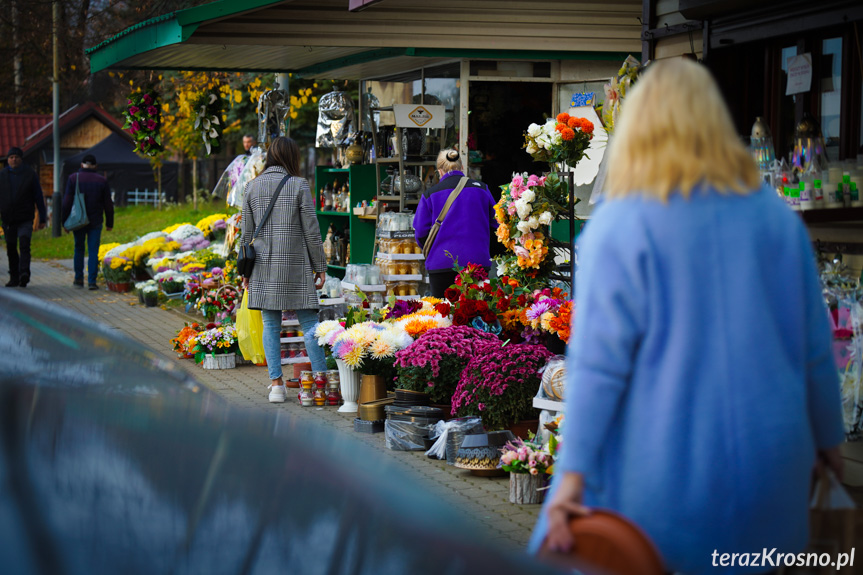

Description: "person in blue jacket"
414 149 497 297
530 58 845 575
62 154 113 290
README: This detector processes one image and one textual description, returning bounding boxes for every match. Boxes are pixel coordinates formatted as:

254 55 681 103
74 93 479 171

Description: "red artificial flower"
461 300 478 316
480 310 497 325
517 295 527 307
453 309 469 325
495 297 510 312
475 300 489 313
482 283 493 294
434 302 451 316
444 287 460 303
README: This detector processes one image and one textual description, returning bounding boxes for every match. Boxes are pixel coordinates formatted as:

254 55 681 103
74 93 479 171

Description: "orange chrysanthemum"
556 112 571 124
567 116 582 129
560 127 575 141
555 123 566 133
580 119 594 135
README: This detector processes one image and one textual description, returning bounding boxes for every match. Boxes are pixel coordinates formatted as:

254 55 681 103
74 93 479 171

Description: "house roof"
0 114 52 156
86 0 641 78
16 103 130 160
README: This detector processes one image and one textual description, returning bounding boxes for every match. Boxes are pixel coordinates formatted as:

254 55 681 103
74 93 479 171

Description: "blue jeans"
73 224 102 285
260 308 326 380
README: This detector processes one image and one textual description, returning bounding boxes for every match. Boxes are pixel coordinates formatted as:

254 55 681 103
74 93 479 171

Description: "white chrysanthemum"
315 320 344 345
538 211 553 225
168 224 205 243
526 123 542 138
105 242 134 259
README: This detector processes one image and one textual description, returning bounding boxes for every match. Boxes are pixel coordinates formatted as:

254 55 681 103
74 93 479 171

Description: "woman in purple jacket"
414 149 497 297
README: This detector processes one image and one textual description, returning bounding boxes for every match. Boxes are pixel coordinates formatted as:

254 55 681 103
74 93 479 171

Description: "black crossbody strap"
250 175 290 246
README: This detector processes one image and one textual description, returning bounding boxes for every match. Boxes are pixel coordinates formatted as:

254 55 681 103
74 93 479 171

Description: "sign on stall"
785 53 813 95
393 104 445 129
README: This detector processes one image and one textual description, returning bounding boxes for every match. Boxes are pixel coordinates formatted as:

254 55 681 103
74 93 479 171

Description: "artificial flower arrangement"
451 341 554 431
195 213 229 239
316 320 413 382
101 256 133 284
196 283 238 323
384 297 453 339
524 112 594 171
193 91 224 156
154 270 192 295
597 55 641 136
522 289 573 344
171 322 203 359
499 436 554 477
494 172 570 278
123 89 163 157
393 325 499 404
191 324 239 364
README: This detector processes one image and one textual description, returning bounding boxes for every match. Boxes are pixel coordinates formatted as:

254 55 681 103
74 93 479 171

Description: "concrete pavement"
17 259 542 548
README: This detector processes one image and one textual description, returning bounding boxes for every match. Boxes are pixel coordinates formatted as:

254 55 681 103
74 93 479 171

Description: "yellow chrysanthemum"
98 243 121 261
370 338 395 359
342 345 365 368
162 222 191 235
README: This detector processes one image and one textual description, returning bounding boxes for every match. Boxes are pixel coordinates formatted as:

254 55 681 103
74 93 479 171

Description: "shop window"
821 37 842 161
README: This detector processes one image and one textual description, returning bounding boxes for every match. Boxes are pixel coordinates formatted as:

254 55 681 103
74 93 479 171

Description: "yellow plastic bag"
236 290 266 364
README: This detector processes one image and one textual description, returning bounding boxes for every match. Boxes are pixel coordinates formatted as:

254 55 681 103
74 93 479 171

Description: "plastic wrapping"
385 419 432 451
316 88 354 148
419 416 485 464
257 84 289 146
228 147 266 208
213 155 249 199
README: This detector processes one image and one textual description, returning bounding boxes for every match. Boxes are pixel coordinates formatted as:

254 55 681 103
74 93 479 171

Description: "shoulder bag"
422 176 469 259
63 174 90 232
237 175 291 278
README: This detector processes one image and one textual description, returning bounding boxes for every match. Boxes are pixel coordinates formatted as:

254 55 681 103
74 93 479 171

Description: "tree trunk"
192 158 198 211
509 472 545 505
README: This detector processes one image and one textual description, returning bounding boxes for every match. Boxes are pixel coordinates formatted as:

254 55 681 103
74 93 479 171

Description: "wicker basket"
202 353 236 370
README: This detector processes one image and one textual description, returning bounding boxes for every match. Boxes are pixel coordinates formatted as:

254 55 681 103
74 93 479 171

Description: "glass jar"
369 292 384 310
327 388 341 406
313 387 327 406
326 369 341 406
366 265 381 285
300 387 314 407
314 371 327 389
300 370 314 389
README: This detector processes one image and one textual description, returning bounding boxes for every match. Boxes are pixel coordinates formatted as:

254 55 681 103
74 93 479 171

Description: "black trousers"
3 222 33 280
428 270 457 298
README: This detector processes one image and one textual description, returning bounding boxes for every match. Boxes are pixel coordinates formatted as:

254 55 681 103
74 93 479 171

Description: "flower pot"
359 374 387 404
107 281 131 293
335 358 361 413
202 353 236 370
454 430 514 476
509 472 546 504
143 294 159 308
509 419 540 441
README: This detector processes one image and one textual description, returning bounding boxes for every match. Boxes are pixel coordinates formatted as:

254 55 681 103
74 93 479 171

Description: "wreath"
123 89 163 157
193 92 224 156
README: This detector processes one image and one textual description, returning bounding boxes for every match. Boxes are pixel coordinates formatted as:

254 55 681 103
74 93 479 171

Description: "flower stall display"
154 270 192 297
524 112 594 172
171 322 203 359
393 325 499 405
196 285 239 323
597 55 641 136
500 436 554 504
493 172 570 280
195 213 228 240
193 91 224 156
451 342 554 432
123 89 163 157
191 325 239 369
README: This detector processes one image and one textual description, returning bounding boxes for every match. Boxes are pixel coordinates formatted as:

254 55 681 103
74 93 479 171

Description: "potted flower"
451 342 553 433
191 324 238 369
499 436 554 504
393 325 499 406
155 270 191 298
171 322 202 359
102 256 133 292
142 283 160 307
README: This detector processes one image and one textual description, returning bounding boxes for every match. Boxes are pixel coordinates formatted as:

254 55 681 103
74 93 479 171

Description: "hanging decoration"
257 82 290 147
123 89 164 157
193 91 224 156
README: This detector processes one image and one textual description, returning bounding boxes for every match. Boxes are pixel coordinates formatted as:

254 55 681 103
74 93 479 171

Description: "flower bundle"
452 342 554 431
123 89 163 157
500 437 553 476
171 322 202 358
192 325 238 363
102 256 133 283
393 325 499 404
522 289 573 343
598 55 641 135
193 92 224 156
154 270 192 294
494 172 570 277
195 213 229 238
331 322 412 368
197 286 239 322
524 113 594 170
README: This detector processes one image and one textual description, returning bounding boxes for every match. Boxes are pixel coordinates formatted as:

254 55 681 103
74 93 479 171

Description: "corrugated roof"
0 114 51 156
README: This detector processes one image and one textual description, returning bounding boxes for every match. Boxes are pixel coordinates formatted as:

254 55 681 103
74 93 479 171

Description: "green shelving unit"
314 164 378 279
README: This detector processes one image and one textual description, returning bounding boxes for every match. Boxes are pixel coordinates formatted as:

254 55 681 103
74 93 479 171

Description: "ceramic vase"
335 358 361 413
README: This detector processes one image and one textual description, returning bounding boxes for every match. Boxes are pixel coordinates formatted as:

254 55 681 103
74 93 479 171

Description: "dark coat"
0 165 46 227
62 168 114 229
240 166 325 311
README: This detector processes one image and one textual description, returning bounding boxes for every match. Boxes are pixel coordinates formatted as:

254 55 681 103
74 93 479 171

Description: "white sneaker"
268 385 286 403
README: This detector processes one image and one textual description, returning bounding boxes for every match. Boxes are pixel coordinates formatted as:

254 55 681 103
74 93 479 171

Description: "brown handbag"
422 176 469 259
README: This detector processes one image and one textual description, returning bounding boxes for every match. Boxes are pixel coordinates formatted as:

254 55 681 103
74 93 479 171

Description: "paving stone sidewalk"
19 259 542 548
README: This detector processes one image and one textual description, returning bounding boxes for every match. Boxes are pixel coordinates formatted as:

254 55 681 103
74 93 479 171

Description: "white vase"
335 358 360 413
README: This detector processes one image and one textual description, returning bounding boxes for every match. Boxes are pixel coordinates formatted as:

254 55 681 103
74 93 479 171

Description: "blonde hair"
436 148 463 173
604 58 760 201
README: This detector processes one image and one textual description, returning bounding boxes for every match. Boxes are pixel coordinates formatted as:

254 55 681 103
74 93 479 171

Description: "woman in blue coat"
530 58 845 575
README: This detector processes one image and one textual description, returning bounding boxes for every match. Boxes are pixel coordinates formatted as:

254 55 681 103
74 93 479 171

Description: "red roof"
0 114 52 156
23 103 129 157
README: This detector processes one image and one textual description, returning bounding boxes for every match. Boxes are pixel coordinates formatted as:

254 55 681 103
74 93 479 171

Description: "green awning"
86 0 641 79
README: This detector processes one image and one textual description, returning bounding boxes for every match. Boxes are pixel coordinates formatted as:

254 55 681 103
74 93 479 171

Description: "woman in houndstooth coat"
241 137 327 402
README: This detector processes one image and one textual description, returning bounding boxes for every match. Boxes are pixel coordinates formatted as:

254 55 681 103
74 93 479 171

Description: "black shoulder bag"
237 175 290 278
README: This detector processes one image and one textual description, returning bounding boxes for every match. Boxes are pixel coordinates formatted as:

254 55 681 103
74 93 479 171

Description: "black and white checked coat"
241 166 325 311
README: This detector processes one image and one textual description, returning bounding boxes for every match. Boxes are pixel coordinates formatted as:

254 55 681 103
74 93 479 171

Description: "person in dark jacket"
0 146 47 287
414 149 497 297
62 154 113 290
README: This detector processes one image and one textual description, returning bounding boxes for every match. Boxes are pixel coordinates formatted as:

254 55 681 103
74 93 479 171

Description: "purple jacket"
62 168 114 229
414 170 496 272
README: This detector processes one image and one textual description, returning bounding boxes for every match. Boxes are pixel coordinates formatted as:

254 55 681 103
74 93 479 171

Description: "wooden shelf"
358 214 377 221
801 207 863 224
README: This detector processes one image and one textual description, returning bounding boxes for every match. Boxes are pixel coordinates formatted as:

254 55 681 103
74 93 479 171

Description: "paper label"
801 183 812 202
786 53 813 95
393 104 445 129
